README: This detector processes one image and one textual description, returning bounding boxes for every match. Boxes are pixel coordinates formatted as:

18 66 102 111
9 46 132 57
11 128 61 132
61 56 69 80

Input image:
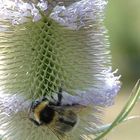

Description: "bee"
29 88 80 133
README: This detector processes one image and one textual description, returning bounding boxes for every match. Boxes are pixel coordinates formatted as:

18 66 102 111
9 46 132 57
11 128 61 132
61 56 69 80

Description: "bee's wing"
51 104 87 113
51 104 100 140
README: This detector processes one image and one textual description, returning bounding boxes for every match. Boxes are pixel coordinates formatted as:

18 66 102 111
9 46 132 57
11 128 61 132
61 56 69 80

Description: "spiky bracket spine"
0 11 99 100
0 17 62 99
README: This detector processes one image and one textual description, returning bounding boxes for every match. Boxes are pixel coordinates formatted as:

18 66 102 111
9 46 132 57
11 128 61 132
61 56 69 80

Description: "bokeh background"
105 0 140 139
106 0 140 88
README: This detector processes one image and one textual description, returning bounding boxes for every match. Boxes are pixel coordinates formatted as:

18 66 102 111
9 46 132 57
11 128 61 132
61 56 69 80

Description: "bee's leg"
29 118 42 126
57 87 63 106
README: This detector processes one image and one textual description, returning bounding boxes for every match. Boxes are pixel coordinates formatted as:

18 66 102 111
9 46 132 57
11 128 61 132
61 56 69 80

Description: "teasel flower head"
0 0 121 140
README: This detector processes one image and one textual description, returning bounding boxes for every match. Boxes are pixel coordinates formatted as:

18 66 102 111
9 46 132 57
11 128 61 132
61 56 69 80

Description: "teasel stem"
94 79 140 140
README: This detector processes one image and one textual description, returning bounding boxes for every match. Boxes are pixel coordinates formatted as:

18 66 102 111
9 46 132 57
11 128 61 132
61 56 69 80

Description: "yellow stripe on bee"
34 101 48 124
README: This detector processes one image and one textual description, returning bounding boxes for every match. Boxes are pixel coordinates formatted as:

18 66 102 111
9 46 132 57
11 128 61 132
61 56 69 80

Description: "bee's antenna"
41 96 48 101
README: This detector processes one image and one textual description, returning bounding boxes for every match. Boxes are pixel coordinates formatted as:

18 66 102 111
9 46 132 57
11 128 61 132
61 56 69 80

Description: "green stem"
94 79 140 140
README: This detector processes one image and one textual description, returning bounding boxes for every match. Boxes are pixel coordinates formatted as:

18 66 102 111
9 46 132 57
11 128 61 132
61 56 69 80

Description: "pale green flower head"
0 0 120 140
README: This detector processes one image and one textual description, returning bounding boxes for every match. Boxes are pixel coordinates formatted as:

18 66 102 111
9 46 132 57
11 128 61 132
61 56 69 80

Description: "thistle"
0 0 121 140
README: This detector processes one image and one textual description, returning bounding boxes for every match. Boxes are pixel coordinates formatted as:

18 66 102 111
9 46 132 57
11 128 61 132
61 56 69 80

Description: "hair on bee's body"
32 100 55 125
29 88 79 133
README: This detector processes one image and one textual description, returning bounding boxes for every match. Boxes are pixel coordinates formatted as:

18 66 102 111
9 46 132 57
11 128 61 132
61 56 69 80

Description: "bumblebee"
29 88 79 133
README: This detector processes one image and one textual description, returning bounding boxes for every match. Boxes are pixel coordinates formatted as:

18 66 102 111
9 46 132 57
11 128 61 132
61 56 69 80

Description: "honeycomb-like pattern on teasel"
0 15 101 99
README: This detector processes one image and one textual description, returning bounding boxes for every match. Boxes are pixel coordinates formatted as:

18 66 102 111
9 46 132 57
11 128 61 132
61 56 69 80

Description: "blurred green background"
105 0 140 89
104 0 140 140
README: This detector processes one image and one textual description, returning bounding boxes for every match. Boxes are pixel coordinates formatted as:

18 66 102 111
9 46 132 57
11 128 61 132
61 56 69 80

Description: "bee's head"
30 97 48 112
30 100 41 111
